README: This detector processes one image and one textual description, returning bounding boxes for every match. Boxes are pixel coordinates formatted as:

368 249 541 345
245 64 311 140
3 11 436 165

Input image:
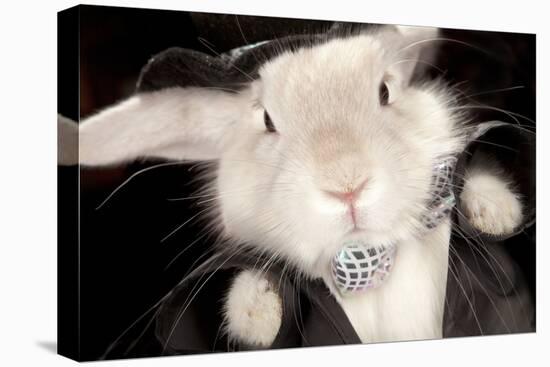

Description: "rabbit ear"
79 39 283 167
387 25 440 84
79 87 247 166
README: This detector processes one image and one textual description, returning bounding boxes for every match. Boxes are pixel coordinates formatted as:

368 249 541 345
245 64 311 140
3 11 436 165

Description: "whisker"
449 105 535 130
96 161 192 210
160 206 213 243
389 58 445 74
455 85 525 103
449 241 512 333
397 37 496 59
234 15 262 65
446 248 484 335
197 37 255 81
162 249 241 353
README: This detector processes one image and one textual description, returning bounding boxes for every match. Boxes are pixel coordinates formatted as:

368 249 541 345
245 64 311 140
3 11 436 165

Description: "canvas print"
57 5 536 361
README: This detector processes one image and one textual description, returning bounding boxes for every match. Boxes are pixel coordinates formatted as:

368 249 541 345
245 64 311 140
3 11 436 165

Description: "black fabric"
444 238 534 337
442 121 536 337
154 254 362 354
135 23 380 93
135 35 308 92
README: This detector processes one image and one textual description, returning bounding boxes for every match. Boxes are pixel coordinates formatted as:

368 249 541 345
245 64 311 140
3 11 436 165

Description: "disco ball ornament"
421 155 457 229
331 241 397 295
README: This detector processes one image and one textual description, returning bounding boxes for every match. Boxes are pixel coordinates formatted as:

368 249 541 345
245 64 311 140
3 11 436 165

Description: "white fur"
223 270 282 347
73 25 523 347
79 87 245 165
460 153 523 235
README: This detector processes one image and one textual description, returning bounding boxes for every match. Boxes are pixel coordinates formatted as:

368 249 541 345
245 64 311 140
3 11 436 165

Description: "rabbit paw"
460 170 523 236
223 270 282 348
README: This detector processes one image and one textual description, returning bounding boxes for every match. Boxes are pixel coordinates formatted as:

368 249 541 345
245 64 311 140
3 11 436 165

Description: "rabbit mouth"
348 226 366 234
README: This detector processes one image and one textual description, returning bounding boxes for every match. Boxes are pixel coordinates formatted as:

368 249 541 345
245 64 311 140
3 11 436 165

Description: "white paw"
223 270 282 348
460 170 523 236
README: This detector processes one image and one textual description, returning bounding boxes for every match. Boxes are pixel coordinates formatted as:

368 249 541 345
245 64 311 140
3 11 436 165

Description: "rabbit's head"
77 25 467 278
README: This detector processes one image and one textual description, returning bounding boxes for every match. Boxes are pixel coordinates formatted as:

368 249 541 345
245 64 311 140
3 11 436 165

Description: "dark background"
58 4 535 361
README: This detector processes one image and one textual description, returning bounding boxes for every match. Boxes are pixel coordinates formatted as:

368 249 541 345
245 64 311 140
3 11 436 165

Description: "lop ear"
387 25 440 85
79 87 246 166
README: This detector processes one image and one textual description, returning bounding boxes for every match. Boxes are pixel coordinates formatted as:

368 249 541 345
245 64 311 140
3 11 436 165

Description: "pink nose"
324 178 369 204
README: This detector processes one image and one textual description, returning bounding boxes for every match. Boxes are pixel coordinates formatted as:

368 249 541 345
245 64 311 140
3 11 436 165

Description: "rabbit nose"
323 178 369 204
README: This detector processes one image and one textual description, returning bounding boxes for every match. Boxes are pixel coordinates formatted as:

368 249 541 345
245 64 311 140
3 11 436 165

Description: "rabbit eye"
379 81 390 106
264 110 277 133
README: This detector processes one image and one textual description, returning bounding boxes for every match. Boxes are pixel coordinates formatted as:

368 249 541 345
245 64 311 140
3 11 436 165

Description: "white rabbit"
72 25 524 347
